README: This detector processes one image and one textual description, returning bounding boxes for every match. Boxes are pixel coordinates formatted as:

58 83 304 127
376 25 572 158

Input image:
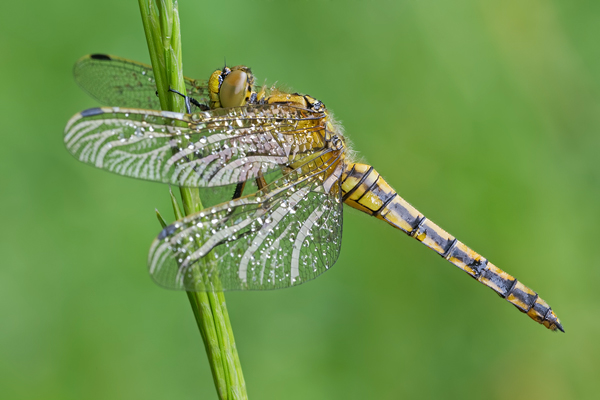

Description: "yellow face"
208 65 255 109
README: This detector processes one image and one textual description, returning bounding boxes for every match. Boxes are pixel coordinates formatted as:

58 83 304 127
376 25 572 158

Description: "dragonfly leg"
168 88 191 113
168 88 207 113
232 181 246 200
255 172 268 191
231 172 267 201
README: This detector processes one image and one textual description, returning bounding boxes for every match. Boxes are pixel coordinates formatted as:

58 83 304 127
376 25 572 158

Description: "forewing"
73 54 209 110
64 105 327 188
148 152 344 291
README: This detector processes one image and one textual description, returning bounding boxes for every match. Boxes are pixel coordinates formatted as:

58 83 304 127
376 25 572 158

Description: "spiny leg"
255 172 268 191
232 181 246 200
231 172 268 201
169 88 208 113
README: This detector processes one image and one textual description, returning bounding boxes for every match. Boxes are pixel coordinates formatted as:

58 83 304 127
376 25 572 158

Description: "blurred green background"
1 0 599 399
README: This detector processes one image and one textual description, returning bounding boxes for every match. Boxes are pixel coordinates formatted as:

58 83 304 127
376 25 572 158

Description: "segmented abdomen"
340 162 563 332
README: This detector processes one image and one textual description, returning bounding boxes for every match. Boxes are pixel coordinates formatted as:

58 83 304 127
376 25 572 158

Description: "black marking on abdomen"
480 267 516 297
340 164 356 187
384 199 421 230
442 238 458 259
504 278 518 299
355 175 381 203
525 293 539 313
530 296 550 317
410 216 427 237
342 166 373 201
472 258 488 279
543 308 555 324
375 192 398 216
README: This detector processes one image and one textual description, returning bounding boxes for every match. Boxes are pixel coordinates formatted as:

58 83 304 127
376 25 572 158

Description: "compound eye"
219 70 248 108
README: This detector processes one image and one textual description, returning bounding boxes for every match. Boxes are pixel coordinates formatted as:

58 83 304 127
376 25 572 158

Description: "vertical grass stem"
138 1 247 398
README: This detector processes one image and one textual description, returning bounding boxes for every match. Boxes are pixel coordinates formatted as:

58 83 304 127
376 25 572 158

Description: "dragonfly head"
208 65 255 108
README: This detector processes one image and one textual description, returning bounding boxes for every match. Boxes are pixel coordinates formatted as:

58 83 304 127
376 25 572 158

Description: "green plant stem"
139 1 247 399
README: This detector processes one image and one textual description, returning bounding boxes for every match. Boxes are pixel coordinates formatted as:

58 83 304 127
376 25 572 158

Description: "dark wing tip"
80 107 105 117
90 54 112 61
157 224 178 241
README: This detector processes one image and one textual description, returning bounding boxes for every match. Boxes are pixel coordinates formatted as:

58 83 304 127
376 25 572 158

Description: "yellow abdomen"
340 162 563 332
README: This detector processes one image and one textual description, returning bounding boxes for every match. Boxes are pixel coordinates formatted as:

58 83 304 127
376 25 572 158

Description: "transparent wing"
148 151 345 291
73 54 209 111
64 105 328 188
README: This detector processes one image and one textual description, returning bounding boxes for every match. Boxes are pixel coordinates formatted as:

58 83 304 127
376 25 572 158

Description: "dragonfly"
65 54 563 332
